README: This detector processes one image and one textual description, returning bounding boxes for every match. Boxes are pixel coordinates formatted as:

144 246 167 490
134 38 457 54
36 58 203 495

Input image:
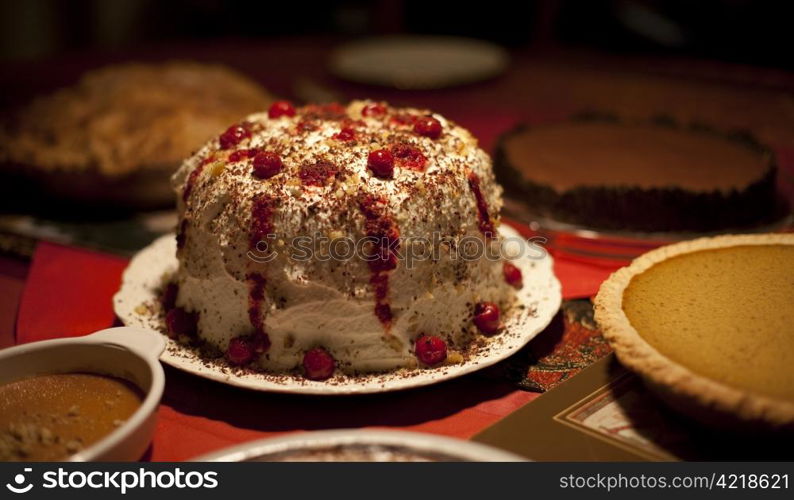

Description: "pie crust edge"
594 232 794 430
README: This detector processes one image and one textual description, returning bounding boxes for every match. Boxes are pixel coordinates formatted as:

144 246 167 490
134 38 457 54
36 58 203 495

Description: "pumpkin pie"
594 233 794 431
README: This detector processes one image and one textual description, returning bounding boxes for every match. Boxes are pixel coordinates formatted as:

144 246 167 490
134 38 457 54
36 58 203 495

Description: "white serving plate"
113 225 561 395
0 327 165 461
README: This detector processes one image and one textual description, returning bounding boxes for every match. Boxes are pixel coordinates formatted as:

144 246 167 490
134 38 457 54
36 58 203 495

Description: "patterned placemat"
487 299 612 392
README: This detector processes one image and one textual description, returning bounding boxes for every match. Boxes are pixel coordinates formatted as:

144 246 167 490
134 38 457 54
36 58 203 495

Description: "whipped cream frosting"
171 100 514 373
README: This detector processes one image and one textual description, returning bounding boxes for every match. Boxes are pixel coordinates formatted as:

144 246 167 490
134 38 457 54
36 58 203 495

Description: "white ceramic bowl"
0 327 165 461
195 429 527 462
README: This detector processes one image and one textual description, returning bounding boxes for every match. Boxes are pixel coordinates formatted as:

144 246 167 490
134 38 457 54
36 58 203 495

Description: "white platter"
113 225 561 395
194 429 527 462
329 36 509 89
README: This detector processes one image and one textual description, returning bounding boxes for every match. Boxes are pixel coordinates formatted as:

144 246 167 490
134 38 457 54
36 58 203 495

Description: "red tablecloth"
14 223 614 461
4 38 793 461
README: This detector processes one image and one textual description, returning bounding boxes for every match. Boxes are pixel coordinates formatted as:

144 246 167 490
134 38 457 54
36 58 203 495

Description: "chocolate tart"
0 61 273 211
594 233 794 432
495 118 781 233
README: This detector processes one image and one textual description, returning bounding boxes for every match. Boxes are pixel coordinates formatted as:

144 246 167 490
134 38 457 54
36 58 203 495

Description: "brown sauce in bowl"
0 373 143 461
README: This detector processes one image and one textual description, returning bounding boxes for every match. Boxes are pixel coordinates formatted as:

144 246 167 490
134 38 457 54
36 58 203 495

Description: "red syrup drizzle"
358 194 400 328
467 171 496 239
228 148 258 162
219 122 253 149
182 155 214 202
370 273 392 325
245 193 276 354
246 271 271 353
299 160 339 187
180 152 225 248
249 193 276 249
176 219 188 250
391 143 427 171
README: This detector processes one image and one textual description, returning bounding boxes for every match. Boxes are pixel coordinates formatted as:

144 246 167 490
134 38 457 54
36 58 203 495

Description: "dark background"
0 0 791 69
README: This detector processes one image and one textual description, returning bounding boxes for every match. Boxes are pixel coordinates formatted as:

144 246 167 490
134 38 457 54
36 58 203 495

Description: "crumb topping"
0 62 273 176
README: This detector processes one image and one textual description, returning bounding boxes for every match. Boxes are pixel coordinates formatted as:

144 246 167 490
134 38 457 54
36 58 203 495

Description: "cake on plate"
0 61 273 210
495 117 781 233
595 233 794 432
164 100 523 379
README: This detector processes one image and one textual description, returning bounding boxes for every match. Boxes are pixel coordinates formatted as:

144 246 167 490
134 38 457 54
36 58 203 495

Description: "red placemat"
14 224 615 461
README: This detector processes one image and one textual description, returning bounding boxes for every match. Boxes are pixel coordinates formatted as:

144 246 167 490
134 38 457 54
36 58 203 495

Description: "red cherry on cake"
414 116 442 139
229 148 257 162
473 301 501 335
252 151 283 179
362 103 387 117
367 149 394 179
227 336 256 366
415 335 448 366
303 347 336 381
219 123 252 149
165 307 198 339
503 261 523 288
268 100 296 119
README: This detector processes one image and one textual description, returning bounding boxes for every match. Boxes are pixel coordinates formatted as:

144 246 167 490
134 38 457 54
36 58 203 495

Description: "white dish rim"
0 327 165 461
193 428 527 462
